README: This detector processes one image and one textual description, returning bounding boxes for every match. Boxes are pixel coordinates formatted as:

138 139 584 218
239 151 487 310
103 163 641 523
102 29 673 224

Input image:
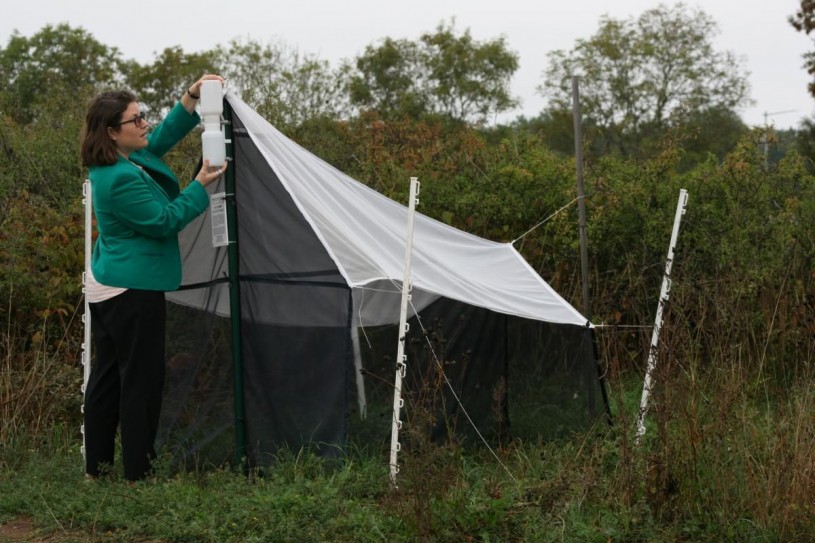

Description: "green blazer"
90 102 209 291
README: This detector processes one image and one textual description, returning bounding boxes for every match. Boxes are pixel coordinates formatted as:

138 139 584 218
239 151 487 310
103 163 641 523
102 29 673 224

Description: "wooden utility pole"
572 76 591 320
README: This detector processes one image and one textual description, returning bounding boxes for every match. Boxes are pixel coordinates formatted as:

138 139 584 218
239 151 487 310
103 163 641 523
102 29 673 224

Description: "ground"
0 517 169 543
0 517 56 543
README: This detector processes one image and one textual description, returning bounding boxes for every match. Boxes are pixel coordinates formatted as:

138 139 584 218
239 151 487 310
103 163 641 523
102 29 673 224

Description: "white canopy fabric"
223 92 589 328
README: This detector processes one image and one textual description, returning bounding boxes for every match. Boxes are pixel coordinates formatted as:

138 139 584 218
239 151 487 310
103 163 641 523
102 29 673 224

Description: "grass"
2 371 814 543
3 295 815 541
2 433 397 543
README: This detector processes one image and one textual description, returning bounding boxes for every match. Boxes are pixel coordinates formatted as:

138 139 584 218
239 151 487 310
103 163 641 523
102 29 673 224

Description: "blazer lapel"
131 152 181 200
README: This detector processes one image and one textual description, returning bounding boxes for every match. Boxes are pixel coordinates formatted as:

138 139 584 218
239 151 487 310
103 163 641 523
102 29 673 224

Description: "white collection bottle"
200 80 225 167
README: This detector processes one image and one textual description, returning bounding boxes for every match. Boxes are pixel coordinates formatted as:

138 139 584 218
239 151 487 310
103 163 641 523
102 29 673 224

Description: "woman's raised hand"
195 159 227 187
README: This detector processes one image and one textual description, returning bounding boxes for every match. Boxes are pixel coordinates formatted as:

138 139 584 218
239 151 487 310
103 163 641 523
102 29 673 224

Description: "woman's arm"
144 74 227 157
145 103 200 158
108 171 210 239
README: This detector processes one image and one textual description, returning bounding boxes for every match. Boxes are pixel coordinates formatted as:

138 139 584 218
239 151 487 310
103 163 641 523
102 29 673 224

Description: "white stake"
636 189 688 443
351 326 368 420
389 177 420 486
81 180 93 464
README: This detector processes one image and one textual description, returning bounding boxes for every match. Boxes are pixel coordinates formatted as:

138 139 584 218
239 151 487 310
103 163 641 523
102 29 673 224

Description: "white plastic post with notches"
389 177 420 486
80 180 93 463
636 188 689 444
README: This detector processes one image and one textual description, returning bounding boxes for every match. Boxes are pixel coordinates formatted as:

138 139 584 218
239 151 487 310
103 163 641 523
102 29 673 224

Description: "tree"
347 37 427 119
790 0 815 97
214 38 349 129
348 20 519 125
126 46 220 118
674 105 748 169
791 118 815 169
421 21 520 122
539 3 751 155
0 24 123 124
0 25 123 205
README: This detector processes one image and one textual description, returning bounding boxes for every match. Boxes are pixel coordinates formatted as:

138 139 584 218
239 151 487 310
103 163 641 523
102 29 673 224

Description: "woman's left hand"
188 74 226 99
182 74 226 112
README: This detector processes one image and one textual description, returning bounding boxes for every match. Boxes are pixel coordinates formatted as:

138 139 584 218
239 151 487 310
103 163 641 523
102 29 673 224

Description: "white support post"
636 189 689 443
389 177 420 486
80 180 93 462
351 326 367 420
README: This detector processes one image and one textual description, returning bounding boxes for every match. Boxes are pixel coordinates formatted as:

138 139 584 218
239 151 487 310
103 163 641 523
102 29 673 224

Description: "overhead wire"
511 195 583 245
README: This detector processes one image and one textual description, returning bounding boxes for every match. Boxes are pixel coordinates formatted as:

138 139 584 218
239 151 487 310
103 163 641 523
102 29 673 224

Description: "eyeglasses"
115 111 147 128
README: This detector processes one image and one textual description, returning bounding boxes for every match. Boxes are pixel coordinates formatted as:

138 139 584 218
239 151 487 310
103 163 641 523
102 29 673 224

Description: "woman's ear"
107 126 117 141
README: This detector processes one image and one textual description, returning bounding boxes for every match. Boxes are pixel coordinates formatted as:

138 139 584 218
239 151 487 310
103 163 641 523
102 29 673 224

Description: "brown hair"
80 90 138 167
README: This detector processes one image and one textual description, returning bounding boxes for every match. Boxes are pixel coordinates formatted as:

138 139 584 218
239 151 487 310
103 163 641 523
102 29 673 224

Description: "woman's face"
109 101 149 156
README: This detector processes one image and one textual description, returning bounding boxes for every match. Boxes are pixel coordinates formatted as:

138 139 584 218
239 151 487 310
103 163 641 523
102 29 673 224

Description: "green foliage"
0 192 83 448
789 0 815 97
672 106 750 170
506 109 586 157
0 24 122 124
0 442 398 542
126 46 220 118
540 4 750 156
214 38 349 130
4 385 815 543
421 20 520 122
789 117 815 168
348 20 519 125
0 89 90 207
0 191 84 345
348 37 427 119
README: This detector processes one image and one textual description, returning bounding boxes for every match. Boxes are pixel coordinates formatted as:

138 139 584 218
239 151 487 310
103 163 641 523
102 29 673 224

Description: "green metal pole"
223 99 247 469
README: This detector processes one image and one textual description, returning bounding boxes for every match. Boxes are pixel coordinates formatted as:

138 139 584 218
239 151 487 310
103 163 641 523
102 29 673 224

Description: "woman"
80 74 226 481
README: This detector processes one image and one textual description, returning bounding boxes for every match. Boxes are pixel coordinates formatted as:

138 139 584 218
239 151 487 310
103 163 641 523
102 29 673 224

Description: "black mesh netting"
160 293 609 470
347 298 608 450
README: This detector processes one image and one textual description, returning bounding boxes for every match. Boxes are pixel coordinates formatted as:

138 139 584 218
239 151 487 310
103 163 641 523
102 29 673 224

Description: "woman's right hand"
195 160 227 186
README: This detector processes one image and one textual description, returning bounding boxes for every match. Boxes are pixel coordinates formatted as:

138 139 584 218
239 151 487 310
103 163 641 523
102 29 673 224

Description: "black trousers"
84 289 165 481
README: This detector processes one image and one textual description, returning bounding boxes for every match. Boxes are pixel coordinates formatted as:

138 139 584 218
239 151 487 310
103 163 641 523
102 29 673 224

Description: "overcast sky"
1 0 812 128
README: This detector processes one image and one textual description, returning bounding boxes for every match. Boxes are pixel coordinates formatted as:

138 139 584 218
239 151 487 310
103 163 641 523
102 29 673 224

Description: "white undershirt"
84 268 127 303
